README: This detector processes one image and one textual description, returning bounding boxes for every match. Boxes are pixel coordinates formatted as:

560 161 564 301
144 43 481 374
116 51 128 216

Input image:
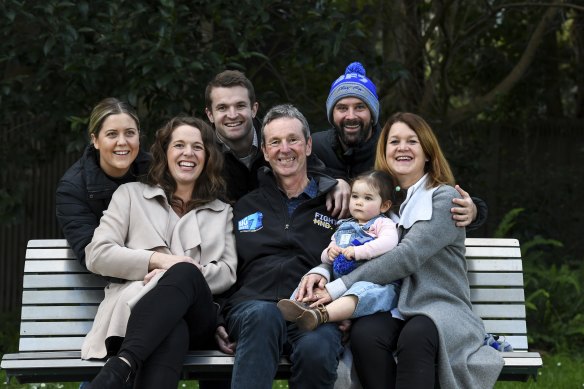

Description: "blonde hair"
374 112 454 188
88 98 139 139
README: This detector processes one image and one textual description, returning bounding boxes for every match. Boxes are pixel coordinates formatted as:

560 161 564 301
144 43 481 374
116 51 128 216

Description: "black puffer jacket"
312 124 381 180
223 167 338 316
56 145 151 267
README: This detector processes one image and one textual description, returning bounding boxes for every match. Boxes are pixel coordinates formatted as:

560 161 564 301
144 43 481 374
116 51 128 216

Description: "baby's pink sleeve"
321 237 336 264
353 218 399 260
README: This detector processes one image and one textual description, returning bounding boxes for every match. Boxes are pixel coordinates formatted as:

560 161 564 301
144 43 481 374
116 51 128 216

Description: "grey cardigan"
323 185 504 388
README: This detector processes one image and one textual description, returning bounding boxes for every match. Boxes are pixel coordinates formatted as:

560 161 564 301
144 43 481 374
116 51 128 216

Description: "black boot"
88 356 133 389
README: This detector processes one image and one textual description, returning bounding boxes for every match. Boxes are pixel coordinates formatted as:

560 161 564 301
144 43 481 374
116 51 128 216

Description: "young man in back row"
205 70 352 218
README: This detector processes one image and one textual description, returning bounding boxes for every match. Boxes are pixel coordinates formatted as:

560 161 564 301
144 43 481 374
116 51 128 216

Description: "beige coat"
81 182 237 359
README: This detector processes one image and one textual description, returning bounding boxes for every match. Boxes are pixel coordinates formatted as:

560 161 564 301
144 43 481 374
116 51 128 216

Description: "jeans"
227 300 343 389
347 281 400 318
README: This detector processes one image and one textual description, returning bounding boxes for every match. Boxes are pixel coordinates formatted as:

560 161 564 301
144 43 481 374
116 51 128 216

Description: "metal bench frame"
1 238 542 383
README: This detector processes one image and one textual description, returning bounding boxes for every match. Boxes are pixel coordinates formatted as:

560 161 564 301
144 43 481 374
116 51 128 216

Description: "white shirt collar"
389 174 439 229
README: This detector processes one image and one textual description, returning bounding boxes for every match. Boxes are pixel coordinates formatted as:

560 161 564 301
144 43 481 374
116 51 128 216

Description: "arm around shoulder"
56 175 98 267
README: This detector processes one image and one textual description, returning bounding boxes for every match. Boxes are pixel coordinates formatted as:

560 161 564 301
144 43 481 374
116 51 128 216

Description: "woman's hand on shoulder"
451 185 478 227
148 252 201 271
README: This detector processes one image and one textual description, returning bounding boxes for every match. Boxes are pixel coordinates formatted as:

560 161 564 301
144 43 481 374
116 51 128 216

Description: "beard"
334 118 373 148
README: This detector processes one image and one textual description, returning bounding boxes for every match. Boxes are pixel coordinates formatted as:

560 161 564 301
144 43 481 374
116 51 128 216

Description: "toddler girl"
278 170 402 330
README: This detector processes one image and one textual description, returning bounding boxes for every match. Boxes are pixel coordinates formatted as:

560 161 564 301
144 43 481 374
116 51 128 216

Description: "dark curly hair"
146 116 225 213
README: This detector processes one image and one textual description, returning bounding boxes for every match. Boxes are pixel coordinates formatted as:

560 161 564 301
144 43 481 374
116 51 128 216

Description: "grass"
1 353 583 388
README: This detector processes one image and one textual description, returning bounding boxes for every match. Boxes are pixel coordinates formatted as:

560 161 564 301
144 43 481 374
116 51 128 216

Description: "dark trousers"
351 312 439 389
117 262 217 389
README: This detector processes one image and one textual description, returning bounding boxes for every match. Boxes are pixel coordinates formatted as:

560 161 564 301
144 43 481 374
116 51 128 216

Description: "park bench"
2 238 542 384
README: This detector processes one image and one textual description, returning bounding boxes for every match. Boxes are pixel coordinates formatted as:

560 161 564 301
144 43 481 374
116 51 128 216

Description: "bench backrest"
19 238 529 352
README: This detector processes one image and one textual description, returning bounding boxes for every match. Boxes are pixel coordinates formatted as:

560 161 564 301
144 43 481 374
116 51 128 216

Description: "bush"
495 208 584 353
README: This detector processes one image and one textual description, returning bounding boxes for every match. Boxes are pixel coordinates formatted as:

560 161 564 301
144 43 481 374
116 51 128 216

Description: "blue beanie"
326 62 379 125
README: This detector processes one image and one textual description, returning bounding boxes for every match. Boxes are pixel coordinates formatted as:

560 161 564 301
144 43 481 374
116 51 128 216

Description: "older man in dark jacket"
215 104 343 389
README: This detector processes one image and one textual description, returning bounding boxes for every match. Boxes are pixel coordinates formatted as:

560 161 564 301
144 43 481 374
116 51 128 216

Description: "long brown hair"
374 112 454 188
147 116 225 212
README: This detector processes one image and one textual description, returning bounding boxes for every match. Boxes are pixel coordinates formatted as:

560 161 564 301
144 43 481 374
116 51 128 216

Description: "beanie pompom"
345 62 366 76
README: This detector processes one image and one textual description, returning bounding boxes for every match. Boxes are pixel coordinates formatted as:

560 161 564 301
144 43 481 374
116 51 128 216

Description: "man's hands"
451 185 477 227
326 179 351 218
215 325 236 354
294 274 332 306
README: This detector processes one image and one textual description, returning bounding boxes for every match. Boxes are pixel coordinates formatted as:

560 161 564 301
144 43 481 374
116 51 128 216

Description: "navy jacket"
55 145 151 267
223 168 338 316
312 124 381 180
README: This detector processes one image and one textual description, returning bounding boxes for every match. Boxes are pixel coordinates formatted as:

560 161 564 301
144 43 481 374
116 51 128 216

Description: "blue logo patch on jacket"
238 212 263 232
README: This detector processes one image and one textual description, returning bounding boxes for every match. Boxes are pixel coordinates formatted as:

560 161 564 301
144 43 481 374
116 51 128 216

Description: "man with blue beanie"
314 62 381 180
313 62 488 228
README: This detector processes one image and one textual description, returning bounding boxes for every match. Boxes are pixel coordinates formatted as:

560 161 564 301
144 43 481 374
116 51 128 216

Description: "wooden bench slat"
26 239 71 248
21 321 94 336
26 248 76 260
24 259 90 273
22 290 104 304
496 336 528 350
23 274 106 288
21 306 99 320
467 273 524 286
470 288 525 302
502 356 544 366
465 246 521 258
472 304 526 318
20 337 86 352
464 238 519 247
467 259 523 272
483 319 527 334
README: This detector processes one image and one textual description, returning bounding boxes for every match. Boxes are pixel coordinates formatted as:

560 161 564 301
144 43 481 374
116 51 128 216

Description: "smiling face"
349 179 391 224
332 97 373 148
385 121 427 188
205 85 258 148
262 117 312 181
91 113 140 178
166 125 206 193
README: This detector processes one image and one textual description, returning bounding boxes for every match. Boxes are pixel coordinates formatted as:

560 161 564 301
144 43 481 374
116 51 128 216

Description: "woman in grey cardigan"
297 112 503 388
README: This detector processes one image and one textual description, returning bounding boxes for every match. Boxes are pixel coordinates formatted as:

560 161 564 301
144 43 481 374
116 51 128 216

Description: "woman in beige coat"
84 116 237 389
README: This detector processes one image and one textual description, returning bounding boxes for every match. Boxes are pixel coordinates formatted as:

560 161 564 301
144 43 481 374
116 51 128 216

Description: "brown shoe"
277 299 329 331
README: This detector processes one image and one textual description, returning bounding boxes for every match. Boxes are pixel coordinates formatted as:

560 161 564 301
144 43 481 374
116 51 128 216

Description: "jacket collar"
256 166 338 196
82 145 151 190
142 184 227 212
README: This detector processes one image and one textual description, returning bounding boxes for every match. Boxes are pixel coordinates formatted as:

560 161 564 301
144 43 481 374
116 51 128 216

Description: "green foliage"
493 208 525 238
495 208 583 353
494 353 584 388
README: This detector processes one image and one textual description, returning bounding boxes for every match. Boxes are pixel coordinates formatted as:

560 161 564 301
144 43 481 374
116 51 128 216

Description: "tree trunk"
444 1 562 126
